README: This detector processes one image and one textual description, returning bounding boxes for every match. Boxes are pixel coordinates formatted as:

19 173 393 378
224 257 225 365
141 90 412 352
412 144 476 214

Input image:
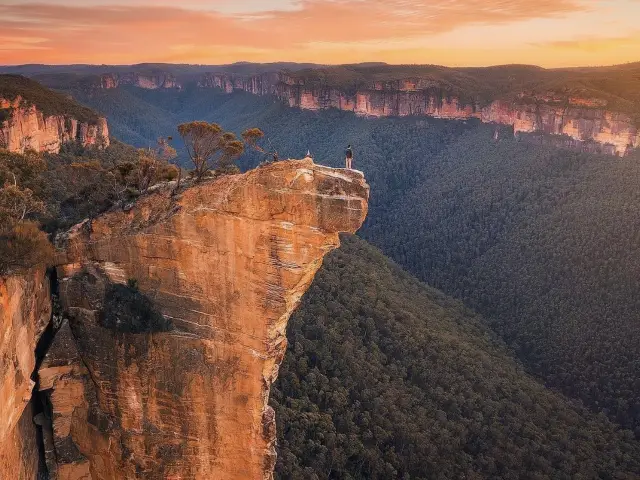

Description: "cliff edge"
0 75 109 153
38 159 369 479
202 71 640 156
0 269 51 479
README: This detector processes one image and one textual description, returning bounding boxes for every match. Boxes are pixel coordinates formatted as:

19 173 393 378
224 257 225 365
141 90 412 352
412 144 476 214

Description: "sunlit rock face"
100 73 180 90
0 269 51 479
481 102 639 155
0 97 109 153
40 159 369 479
202 72 639 156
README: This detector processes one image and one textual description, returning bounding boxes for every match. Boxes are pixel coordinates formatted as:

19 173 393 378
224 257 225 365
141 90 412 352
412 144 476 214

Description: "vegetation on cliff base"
272 235 640 479
359 127 640 436
0 74 101 124
34 84 640 434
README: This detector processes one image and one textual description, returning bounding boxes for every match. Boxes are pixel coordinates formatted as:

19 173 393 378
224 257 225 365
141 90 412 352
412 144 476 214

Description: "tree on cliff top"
0 221 53 275
242 127 268 153
0 183 46 223
0 163 52 275
177 121 244 181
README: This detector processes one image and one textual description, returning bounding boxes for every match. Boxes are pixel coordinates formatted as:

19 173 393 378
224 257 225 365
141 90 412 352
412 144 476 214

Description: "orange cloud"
0 0 611 65
540 33 640 52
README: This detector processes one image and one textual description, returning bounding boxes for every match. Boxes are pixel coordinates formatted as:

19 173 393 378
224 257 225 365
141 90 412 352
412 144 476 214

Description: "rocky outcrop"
0 97 110 153
482 101 639 156
39 159 369 479
202 72 640 156
100 73 180 90
0 269 52 479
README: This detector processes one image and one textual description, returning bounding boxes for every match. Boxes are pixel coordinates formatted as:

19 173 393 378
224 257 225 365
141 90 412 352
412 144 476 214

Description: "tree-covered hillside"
17 60 640 121
287 62 640 119
363 130 640 436
272 235 640 479
0 74 100 123
43 83 640 435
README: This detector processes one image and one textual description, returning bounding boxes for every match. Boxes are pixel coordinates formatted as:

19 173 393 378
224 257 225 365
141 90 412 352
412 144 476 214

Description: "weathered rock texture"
0 402 41 480
100 73 180 90
39 159 369 479
0 269 51 479
201 72 640 156
0 97 110 154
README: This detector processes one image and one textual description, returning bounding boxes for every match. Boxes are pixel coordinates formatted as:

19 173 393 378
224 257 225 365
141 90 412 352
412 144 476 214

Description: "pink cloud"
0 0 588 64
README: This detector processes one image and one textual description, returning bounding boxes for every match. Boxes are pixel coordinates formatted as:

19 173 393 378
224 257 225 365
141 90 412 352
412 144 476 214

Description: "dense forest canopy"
5 75 640 476
29 83 640 435
272 235 640 479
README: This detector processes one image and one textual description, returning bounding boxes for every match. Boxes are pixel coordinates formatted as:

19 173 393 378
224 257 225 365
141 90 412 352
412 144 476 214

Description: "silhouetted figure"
345 144 353 169
272 151 279 162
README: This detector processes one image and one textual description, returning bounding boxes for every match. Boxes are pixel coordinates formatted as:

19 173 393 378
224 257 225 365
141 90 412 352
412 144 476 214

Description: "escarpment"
0 269 51 479
36 159 368 479
0 74 109 153
0 97 109 154
100 72 180 90
201 72 640 156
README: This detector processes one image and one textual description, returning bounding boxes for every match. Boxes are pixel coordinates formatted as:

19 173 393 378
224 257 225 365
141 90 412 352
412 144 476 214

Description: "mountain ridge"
15 62 639 156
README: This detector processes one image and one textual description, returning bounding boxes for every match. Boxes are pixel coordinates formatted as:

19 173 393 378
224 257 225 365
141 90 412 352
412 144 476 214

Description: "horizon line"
2 60 640 71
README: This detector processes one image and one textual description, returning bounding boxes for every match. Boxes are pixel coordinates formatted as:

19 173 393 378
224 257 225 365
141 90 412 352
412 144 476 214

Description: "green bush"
0 221 53 275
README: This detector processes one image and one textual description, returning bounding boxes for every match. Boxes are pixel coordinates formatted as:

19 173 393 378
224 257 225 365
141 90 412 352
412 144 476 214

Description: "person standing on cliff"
345 145 353 169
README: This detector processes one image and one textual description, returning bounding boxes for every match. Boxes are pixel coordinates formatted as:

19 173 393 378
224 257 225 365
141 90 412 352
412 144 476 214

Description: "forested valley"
272 235 640 479
31 81 640 460
53 83 640 437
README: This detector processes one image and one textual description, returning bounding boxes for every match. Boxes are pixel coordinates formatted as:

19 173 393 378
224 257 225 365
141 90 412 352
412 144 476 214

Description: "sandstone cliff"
201 72 639 156
0 96 110 154
38 159 369 479
100 73 180 90
0 269 52 479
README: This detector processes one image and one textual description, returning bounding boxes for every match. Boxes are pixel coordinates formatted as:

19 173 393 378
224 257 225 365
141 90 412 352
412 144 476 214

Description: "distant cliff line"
0 74 110 154
98 69 640 157
0 96 109 154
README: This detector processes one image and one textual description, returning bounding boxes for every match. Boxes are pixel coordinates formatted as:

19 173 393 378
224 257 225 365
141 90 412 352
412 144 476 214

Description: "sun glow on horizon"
1 0 639 67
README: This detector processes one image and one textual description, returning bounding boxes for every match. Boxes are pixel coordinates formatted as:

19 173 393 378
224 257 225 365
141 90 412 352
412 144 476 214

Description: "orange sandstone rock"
0 269 52 479
40 159 369 479
202 72 639 156
0 96 109 154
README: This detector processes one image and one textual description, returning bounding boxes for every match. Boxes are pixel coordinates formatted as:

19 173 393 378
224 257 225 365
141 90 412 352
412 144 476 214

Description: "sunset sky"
1 0 640 67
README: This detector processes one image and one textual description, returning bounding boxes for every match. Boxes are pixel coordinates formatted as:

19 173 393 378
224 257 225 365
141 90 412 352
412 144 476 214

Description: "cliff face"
482 101 639 156
0 269 51 479
100 73 180 90
39 159 369 479
202 72 640 156
0 97 110 153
